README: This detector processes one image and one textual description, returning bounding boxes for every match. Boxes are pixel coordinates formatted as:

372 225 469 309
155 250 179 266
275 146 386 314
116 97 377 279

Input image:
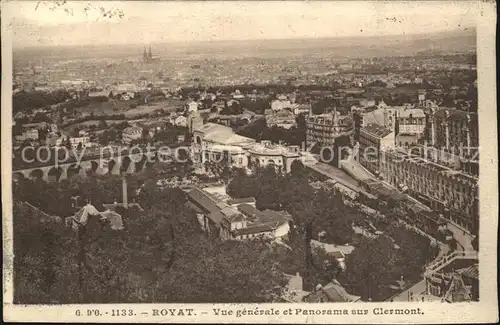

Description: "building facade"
69 136 91 148
247 141 302 174
122 126 143 145
265 110 297 129
358 123 395 175
396 107 426 138
186 187 291 241
306 113 354 148
192 122 315 174
424 108 479 176
379 149 478 235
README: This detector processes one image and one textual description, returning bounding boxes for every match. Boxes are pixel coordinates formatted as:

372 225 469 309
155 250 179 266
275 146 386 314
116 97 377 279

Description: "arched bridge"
12 147 183 182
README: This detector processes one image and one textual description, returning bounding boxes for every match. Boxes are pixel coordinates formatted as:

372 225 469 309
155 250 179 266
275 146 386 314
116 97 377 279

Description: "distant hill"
14 28 476 60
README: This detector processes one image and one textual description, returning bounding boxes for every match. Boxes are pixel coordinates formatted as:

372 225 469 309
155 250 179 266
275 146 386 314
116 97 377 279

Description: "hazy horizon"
12 27 477 51
5 1 479 48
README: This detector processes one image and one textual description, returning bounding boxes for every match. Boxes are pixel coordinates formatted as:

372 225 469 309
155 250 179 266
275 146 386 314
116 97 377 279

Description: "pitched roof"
362 109 389 126
305 280 361 302
187 188 220 214
72 204 101 226
434 108 474 120
197 122 255 145
207 210 225 226
398 108 425 118
237 203 259 216
227 197 256 205
101 210 124 230
361 123 393 138
456 264 478 280
184 201 204 214
232 223 277 236
259 209 293 223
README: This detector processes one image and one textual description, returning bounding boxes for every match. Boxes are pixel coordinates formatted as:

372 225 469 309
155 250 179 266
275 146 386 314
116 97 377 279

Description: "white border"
2 1 498 323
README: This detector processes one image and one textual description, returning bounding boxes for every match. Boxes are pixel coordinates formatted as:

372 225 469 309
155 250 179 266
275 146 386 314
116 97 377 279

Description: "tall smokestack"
122 176 128 208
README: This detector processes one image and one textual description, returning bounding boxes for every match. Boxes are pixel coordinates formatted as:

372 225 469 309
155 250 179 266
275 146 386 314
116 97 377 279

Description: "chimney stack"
122 176 128 208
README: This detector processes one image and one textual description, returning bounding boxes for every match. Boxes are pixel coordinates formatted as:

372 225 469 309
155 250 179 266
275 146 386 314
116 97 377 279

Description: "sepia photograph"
2 0 498 323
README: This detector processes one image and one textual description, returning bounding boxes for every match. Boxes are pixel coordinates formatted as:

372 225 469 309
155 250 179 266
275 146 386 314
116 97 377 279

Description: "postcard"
2 1 498 323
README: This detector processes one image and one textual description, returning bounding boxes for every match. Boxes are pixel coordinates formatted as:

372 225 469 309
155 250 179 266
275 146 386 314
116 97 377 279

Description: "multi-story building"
270 99 294 111
192 123 316 173
22 128 39 140
69 136 91 148
428 108 479 154
424 108 479 176
353 105 396 142
265 110 297 129
396 108 426 136
358 124 395 174
423 251 478 302
306 112 354 148
247 141 302 173
379 148 478 235
395 107 426 148
186 187 291 241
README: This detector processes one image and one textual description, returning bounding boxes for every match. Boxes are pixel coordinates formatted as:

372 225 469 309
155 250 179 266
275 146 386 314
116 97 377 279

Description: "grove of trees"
227 163 361 245
13 177 287 303
226 162 438 300
236 115 306 146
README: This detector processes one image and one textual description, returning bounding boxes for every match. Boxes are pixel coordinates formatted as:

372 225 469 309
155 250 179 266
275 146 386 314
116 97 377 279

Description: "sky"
4 1 480 47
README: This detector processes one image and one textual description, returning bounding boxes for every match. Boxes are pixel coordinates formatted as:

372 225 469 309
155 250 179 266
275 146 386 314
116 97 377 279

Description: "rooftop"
247 143 300 157
237 203 259 217
434 108 476 120
304 279 361 302
361 123 393 138
198 123 256 146
227 197 256 205
398 108 425 119
187 188 221 214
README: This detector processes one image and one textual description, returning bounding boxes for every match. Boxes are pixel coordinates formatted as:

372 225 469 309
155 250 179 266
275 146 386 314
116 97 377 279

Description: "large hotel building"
306 112 354 147
355 105 479 236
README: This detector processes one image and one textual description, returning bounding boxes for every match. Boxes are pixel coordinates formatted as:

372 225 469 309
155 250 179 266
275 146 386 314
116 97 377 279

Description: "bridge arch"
13 172 26 182
47 166 63 182
67 164 82 180
30 169 44 180
135 155 148 172
90 160 99 172
107 159 118 175
120 156 132 174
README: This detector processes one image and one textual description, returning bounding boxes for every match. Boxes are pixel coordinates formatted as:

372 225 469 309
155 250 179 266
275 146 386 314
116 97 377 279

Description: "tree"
98 120 108 129
290 160 308 180
64 137 72 150
339 235 399 301
17 173 290 303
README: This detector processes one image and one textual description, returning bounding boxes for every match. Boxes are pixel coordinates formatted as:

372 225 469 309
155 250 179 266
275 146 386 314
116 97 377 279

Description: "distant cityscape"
12 28 478 305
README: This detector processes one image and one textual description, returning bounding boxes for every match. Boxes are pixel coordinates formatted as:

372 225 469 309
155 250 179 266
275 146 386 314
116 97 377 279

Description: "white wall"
273 222 290 238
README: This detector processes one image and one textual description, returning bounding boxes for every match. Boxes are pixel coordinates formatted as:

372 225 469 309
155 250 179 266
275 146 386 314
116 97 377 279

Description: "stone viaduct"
12 150 173 182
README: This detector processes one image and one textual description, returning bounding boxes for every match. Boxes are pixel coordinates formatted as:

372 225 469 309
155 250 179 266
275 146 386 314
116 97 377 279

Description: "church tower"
143 46 148 63
148 45 153 61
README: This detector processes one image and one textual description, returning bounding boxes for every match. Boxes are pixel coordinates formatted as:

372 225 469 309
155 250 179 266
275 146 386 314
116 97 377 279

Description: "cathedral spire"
143 46 148 63
148 45 153 60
